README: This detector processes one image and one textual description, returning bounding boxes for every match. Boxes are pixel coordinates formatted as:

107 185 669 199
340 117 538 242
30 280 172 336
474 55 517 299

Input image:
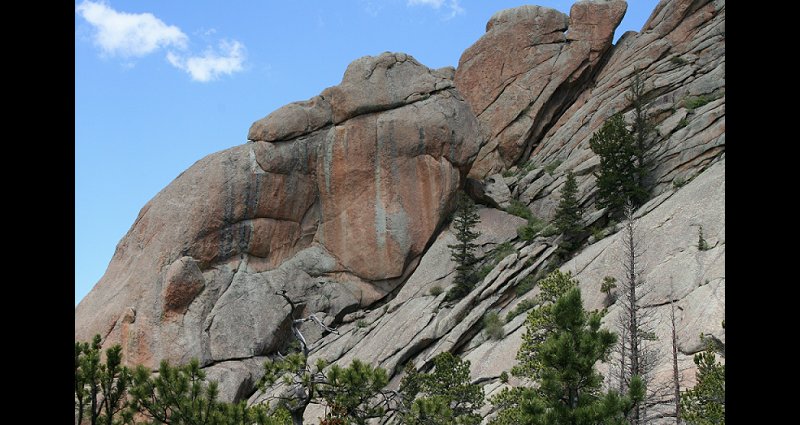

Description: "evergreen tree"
589 113 643 215
318 359 390 424
261 292 391 425
628 69 656 192
75 334 130 425
553 171 583 255
446 192 481 301
127 358 222 425
99 345 131 425
75 340 91 425
491 288 643 425
591 71 655 216
213 401 291 425
261 355 390 425
512 270 579 381
680 330 725 425
398 352 484 425
75 335 291 425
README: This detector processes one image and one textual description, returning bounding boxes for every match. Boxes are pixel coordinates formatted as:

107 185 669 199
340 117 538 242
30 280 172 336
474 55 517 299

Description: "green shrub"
519 161 536 174
698 226 710 251
492 242 517 262
506 298 538 322
590 225 605 241
475 264 494 281
499 371 509 383
356 319 368 328
429 285 443 296
601 276 617 295
670 55 687 65
483 311 505 340
506 199 533 221
673 176 687 189
676 117 689 129
515 274 536 296
502 168 516 178
517 216 547 241
685 95 714 110
544 159 563 176
540 224 560 237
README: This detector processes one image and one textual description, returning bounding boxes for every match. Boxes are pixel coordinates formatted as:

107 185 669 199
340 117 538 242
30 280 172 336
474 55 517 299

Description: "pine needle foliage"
447 192 481 301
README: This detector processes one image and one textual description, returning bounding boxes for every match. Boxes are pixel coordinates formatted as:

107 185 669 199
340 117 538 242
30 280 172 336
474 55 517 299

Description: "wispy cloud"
75 0 187 57
408 0 445 7
167 40 246 83
407 0 464 19
76 1 247 82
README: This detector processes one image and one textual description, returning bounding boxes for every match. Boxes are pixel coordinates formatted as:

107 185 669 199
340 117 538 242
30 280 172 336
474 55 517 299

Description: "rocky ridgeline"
76 0 725 421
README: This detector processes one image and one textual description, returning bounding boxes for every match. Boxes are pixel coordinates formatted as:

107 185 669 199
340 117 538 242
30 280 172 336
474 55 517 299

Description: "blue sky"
75 0 660 305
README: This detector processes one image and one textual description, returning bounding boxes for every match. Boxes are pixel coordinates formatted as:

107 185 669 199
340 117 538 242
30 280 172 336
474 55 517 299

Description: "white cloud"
75 1 188 57
167 40 246 83
408 0 445 7
407 0 464 19
76 1 247 82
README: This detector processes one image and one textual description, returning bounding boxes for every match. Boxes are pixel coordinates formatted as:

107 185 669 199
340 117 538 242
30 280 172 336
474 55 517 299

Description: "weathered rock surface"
75 52 482 370
517 0 725 222
77 0 724 417
252 0 723 421
455 1 627 178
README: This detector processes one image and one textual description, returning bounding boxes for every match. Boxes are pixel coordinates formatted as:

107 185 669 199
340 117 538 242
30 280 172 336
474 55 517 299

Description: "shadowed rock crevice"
455 1 627 178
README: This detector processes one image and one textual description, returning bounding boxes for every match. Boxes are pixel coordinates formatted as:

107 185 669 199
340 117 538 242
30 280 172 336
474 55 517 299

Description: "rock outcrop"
75 52 482 375
455 0 627 178
76 0 724 421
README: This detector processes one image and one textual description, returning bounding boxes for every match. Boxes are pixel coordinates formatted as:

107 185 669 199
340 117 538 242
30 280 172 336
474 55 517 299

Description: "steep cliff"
76 0 725 421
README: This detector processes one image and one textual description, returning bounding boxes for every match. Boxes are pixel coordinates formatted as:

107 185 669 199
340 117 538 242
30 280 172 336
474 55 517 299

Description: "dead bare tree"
669 279 682 424
606 203 668 425
259 291 396 425
258 290 340 425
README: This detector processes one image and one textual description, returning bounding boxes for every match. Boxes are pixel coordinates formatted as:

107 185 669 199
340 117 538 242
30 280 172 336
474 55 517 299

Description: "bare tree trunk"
618 324 628 393
623 205 641 425
290 409 304 425
274 290 339 425
670 281 681 424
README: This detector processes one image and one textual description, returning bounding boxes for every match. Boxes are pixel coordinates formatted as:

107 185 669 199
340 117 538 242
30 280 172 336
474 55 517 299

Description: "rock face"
455 0 627 178
75 52 482 370
76 0 725 419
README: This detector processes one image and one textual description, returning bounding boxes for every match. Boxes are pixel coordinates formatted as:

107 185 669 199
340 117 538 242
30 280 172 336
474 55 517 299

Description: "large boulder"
455 1 627 178
75 52 482 370
518 0 725 220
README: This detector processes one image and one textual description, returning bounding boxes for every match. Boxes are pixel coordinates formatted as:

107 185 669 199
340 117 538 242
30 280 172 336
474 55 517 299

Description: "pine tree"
318 359 390 424
512 270 579 381
553 171 583 255
680 352 725 425
98 345 131 425
75 341 90 425
75 335 292 425
127 358 222 425
75 334 130 425
260 292 392 425
446 192 481 301
490 288 643 424
680 326 725 425
590 113 641 216
398 352 484 425
591 71 654 217
628 68 656 193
